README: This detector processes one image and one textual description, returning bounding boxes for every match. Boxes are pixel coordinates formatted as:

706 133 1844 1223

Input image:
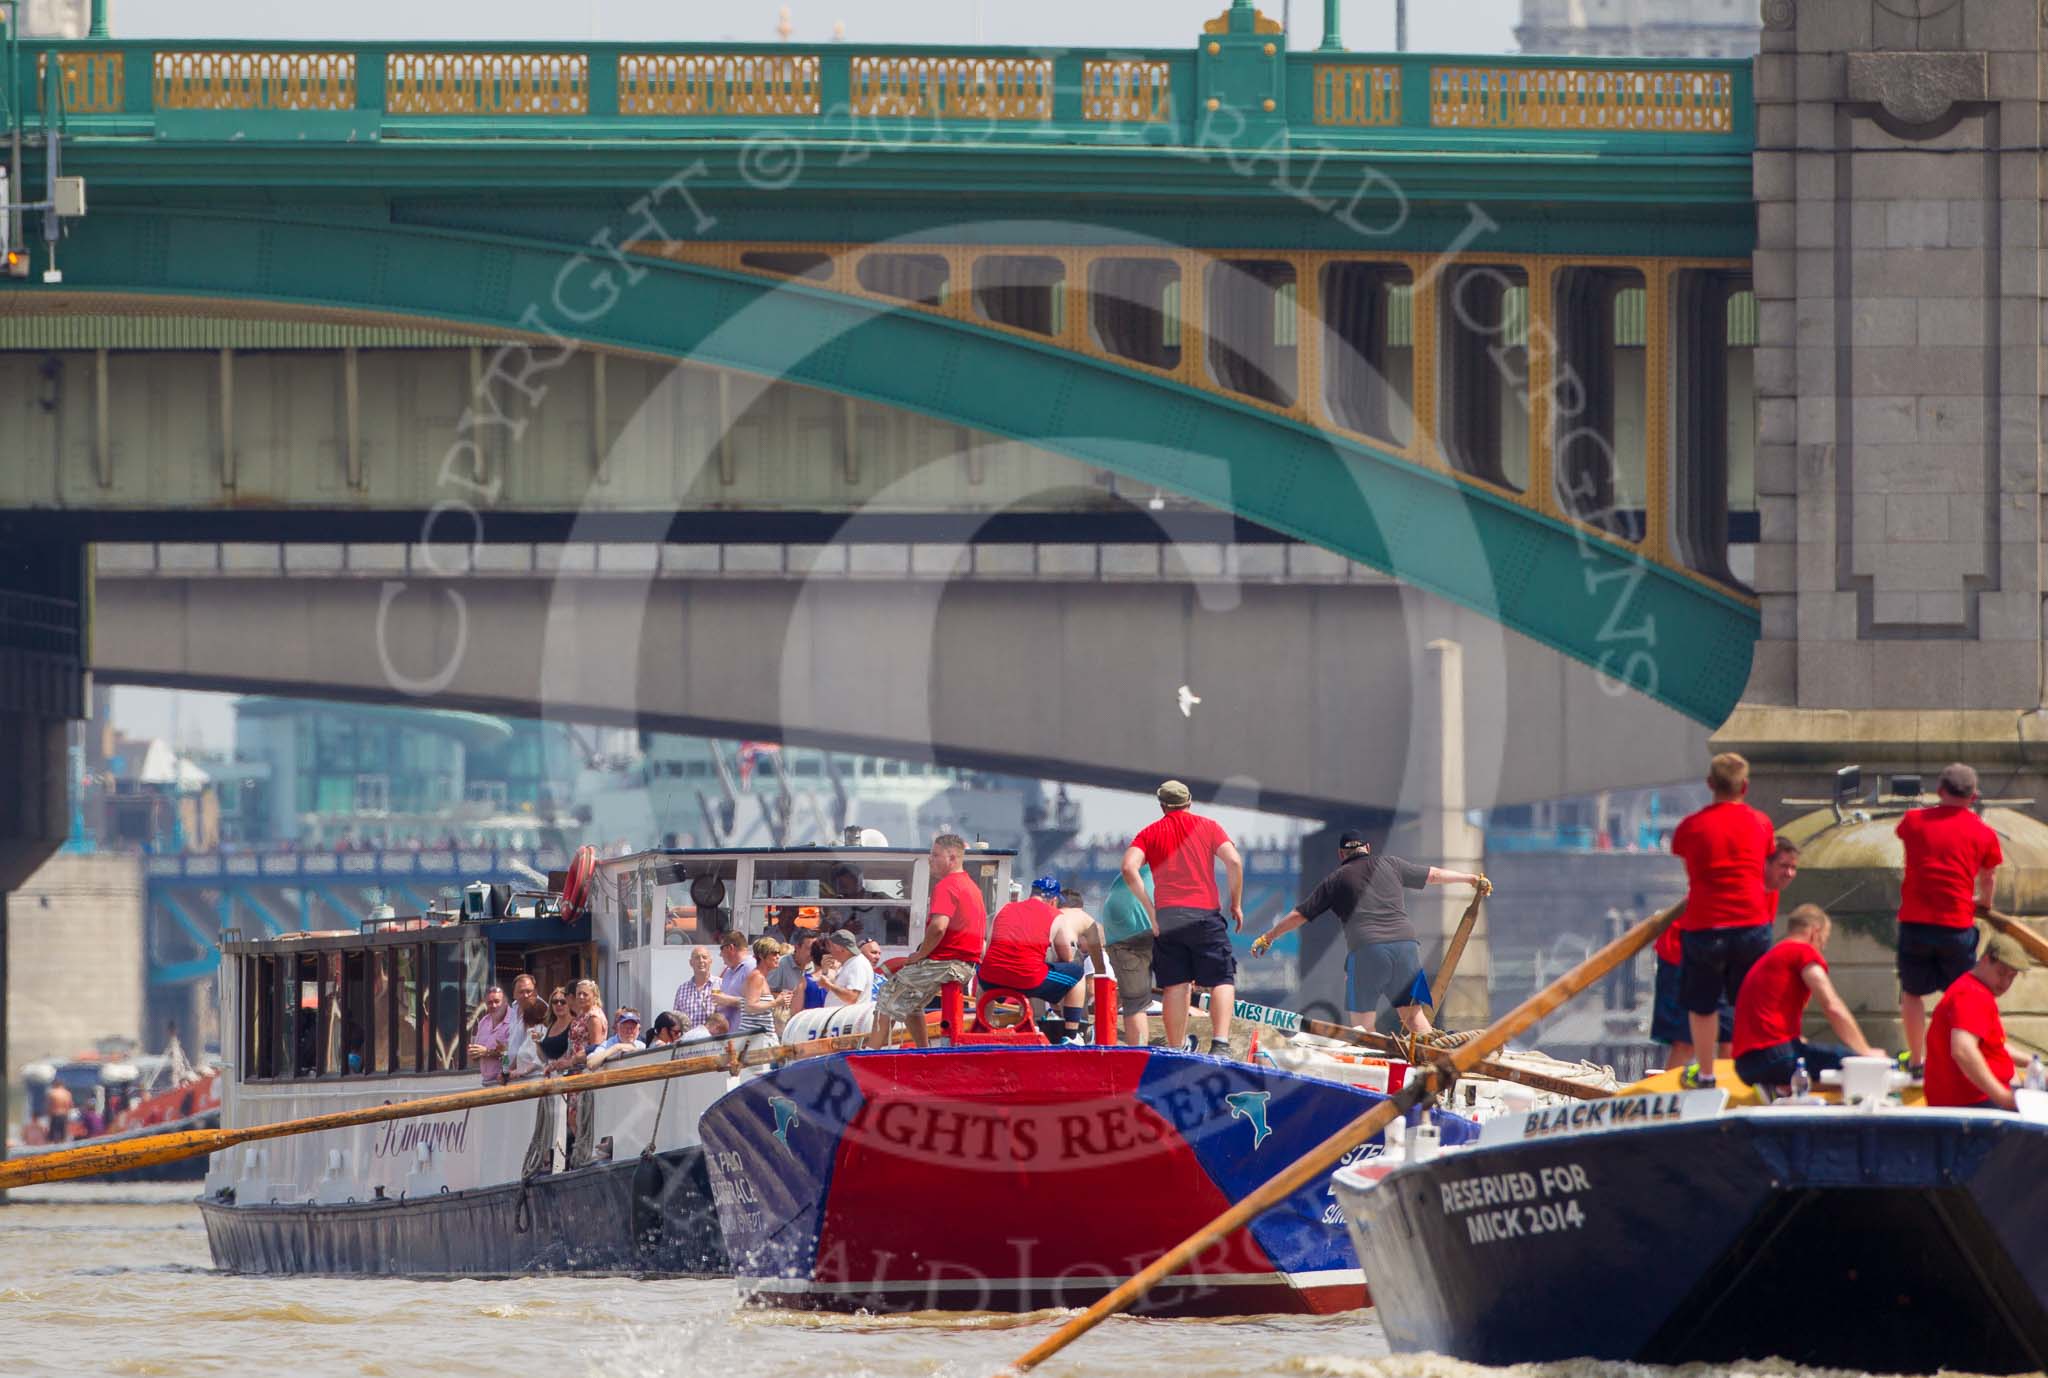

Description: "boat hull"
1335 1109 2048 1374
700 1045 1474 1316
199 1145 725 1277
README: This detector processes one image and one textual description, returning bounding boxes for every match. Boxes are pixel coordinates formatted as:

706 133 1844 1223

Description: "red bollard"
940 980 965 1045
1093 974 1118 1045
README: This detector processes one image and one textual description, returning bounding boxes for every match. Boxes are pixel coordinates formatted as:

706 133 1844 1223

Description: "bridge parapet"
21 31 1749 155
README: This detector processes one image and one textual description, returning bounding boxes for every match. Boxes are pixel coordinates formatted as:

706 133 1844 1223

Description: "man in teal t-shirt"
1100 865 1155 1045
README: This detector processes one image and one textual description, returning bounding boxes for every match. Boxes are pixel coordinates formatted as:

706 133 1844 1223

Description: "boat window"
292 954 320 1077
318 951 346 1077
746 857 914 945
245 956 275 1080
371 949 394 1074
462 933 488 1047
273 956 295 1082
628 858 738 947
341 949 369 1075
428 942 466 1073
395 945 422 1073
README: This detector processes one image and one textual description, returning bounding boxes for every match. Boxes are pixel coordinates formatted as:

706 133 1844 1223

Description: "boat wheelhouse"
199 840 1013 1277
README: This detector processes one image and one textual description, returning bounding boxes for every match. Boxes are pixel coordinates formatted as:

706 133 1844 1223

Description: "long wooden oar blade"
1426 890 1486 1015
1981 909 2048 966
1008 902 1679 1373
0 1027 878 1192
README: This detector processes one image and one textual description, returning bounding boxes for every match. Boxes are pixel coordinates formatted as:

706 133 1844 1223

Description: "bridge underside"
92 552 1710 817
4 197 1758 726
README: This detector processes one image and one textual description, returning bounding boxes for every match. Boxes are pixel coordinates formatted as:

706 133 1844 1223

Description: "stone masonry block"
1035 545 1096 578
1744 641 1796 706
1755 151 1795 202
409 544 471 575
220 543 281 573
911 543 969 578
1796 153 1836 199
1965 0 2041 53
1226 545 1285 579
1854 396 1921 445
1795 101 1834 150
1798 642 1876 712
787 544 848 576
346 544 407 574
596 543 659 574
1797 2 1872 55
1888 494 1952 541
1287 546 1348 581
1792 199 1834 250
1100 544 1161 579
1756 53 1794 102
1918 298 1984 347
1753 248 1796 301
971 545 1036 577
1852 249 1986 299
1759 202 1795 250
1988 50 2043 100
1163 543 1226 580
471 544 531 573
1850 201 1888 247
1965 641 2037 708
1760 397 1800 447
846 544 910 576
1851 299 1917 348
1979 590 2042 641
1761 593 1796 640
94 543 156 573
1757 445 1798 496
1800 395 1839 444
1760 495 1798 543
661 544 720 574
721 544 784 575
1919 592 1969 624
1752 543 1796 593
1854 347 1987 395
1756 345 1796 394
1871 591 1918 625
1758 104 1795 148
282 544 344 574
1796 53 1845 101
534 544 595 574
1886 200 1951 249
1948 200 1986 249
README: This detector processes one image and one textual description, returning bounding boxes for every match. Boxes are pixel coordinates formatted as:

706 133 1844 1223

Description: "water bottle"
1789 1057 1811 1101
2027 1055 2046 1092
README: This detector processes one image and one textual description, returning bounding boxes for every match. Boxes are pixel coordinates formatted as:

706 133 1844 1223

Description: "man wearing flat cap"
1895 761 2005 1075
1122 780 1243 1056
1924 930 2031 1110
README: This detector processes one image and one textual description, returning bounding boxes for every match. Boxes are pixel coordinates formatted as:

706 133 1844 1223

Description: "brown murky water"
0 1184 1989 1378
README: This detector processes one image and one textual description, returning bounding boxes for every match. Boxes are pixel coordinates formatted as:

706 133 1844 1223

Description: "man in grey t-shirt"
1250 831 1489 1034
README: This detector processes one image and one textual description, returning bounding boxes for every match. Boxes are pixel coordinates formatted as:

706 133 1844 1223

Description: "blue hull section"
1338 1110 2048 1374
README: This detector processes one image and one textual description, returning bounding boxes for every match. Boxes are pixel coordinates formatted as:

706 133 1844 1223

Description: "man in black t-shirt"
1250 831 1489 1034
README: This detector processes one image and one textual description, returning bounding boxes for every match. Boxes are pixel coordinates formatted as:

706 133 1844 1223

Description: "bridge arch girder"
54 207 1755 726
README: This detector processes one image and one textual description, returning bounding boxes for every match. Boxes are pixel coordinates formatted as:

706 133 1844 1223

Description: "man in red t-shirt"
1122 780 1244 1056
1669 752 1778 1088
979 876 1092 1040
1896 762 2005 1073
868 833 988 1049
1730 904 1878 1092
1654 838 1800 1067
1924 931 2030 1109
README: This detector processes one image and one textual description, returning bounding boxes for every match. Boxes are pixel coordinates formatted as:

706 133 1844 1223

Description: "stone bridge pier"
1725 0 2048 812
0 540 87 1172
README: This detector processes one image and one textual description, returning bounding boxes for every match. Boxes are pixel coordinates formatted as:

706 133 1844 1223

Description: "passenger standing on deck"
980 877 1093 1042
711 931 756 1030
1654 838 1800 1069
1100 864 1157 1045
1924 932 2031 1110
817 930 875 1008
1123 781 1244 1056
1671 753 1778 1090
867 833 988 1049
1249 830 1489 1035
506 975 548 1079
1896 763 2004 1076
1730 904 1878 1094
734 938 783 1048
672 946 721 1033
468 984 513 1085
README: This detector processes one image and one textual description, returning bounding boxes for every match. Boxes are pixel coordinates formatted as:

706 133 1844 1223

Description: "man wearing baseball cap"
1923 930 2031 1109
816 929 874 1008
1123 780 1244 1055
1250 829 1489 1035
1895 762 2004 1075
980 877 1093 1042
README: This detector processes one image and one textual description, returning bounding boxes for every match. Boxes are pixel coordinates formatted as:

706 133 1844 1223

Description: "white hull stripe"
742 1269 1364 1294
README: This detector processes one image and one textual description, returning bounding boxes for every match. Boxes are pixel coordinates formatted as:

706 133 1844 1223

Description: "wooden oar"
1981 908 2048 967
1213 994 1610 1101
1426 886 1488 1017
1009 901 1679 1373
0 1025 892 1192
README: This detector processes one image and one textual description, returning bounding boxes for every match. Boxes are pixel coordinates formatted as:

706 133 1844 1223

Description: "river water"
0 1183 1916 1378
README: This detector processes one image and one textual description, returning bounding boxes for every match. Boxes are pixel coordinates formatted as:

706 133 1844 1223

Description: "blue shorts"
1679 926 1772 1016
1651 954 1732 1046
1346 939 1426 1014
1733 1038 1851 1089
1897 922 1978 997
1022 960 1087 1002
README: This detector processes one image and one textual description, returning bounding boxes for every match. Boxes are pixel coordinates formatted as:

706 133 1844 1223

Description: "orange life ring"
561 845 597 921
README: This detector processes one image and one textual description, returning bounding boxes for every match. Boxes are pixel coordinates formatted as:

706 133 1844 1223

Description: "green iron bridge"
0 1 1760 728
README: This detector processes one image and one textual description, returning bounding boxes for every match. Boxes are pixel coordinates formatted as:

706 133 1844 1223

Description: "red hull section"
699 1047 1475 1317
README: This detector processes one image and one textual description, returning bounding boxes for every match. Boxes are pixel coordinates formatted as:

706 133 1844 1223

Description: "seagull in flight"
1177 685 1201 718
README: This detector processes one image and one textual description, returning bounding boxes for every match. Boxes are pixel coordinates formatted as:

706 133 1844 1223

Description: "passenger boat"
1332 1073 2048 1374
700 1039 1479 1316
196 839 946 1276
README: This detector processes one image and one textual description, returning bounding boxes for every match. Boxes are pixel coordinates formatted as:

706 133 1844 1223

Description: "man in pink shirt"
1122 780 1243 1057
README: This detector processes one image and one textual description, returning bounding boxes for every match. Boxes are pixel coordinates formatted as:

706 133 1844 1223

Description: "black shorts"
1897 921 1979 997
1651 954 1732 1046
1152 907 1237 989
1678 926 1772 1016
